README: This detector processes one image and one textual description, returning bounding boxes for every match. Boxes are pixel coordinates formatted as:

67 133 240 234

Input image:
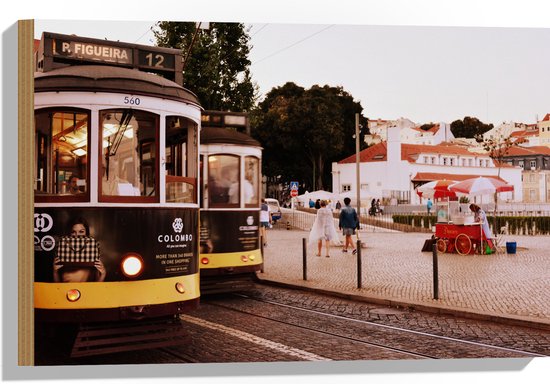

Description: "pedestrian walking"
338 197 358 254
308 200 339 257
260 198 272 247
427 198 433 215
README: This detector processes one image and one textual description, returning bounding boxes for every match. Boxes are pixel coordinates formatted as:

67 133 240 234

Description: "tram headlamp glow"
66 289 81 302
121 254 144 277
201 257 210 265
175 282 185 294
249 255 256 261
240 255 249 262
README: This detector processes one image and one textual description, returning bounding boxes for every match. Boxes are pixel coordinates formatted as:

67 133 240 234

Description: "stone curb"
255 275 550 331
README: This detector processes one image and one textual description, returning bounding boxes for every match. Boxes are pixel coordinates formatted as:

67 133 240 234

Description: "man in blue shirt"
339 197 359 254
427 198 433 215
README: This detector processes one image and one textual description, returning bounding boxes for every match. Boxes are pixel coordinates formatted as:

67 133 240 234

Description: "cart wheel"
455 233 472 255
436 238 447 253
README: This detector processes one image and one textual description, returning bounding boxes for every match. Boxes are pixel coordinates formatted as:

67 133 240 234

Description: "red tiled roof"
412 172 506 183
34 39 40 53
413 124 439 134
338 142 486 164
510 129 538 138
543 113 550 122
504 145 550 156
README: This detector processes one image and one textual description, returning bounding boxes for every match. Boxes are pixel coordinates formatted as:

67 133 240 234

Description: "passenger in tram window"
53 217 107 283
243 173 255 204
68 175 83 194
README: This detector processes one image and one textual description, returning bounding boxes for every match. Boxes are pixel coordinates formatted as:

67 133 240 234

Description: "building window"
342 184 351 192
529 189 536 201
469 159 473 166
519 160 524 169
443 158 447 166
450 158 454 166
530 160 536 169
529 173 536 183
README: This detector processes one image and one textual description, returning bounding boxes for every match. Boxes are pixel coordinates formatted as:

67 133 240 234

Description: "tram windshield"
100 109 158 201
207 154 260 208
34 109 89 200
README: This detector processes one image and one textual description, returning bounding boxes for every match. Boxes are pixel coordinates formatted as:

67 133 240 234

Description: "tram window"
244 156 260 207
99 109 158 201
208 154 240 207
165 116 197 203
34 109 89 201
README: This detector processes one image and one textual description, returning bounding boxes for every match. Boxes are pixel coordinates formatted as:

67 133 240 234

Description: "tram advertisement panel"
200 210 259 254
34 207 198 282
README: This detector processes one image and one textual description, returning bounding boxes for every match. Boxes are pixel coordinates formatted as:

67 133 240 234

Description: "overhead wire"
252 24 335 65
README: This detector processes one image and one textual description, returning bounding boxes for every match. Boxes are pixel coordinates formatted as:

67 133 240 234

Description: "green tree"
251 82 364 192
450 116 493 138
475 133 525 232
154 22 257 111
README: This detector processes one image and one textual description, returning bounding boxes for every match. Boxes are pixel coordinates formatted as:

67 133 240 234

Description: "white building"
332 126 523 205
368 117 454 145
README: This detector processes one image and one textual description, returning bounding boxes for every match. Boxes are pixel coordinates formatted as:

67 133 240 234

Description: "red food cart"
435 222 487 255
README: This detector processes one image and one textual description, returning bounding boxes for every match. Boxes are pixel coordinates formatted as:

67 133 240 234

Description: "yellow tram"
33 32 202 357
198 123 264 293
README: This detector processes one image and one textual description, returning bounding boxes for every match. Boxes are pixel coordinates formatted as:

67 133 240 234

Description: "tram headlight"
121 253 144 278
66 289 81 302
200 257 210 265
249 254 256 261
241 255 249 262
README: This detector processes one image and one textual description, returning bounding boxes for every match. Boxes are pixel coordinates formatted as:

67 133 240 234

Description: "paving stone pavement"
257 216 550 329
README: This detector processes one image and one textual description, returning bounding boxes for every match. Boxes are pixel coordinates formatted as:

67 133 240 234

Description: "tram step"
71 317 188 358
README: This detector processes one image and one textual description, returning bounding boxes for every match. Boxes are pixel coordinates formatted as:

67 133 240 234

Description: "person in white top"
308 200 339 257
259 198 272 246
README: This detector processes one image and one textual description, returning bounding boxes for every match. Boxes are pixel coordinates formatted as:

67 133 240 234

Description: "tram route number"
123 96 140 106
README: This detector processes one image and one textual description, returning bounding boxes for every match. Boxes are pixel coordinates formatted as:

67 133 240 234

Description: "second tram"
198 126 264 293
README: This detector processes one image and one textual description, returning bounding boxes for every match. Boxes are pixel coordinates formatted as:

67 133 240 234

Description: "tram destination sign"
39 32 182 83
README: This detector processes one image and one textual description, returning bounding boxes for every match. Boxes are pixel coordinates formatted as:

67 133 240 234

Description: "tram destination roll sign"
39 32 180 82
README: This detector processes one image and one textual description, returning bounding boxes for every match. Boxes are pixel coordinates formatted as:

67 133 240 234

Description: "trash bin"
506 241 517 254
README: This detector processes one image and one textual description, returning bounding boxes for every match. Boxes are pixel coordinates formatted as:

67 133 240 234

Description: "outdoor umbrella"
448 176 514 196
416 179 458 199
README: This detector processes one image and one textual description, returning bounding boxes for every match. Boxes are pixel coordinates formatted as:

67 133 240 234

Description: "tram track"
234 293 548 358
191 293 546 361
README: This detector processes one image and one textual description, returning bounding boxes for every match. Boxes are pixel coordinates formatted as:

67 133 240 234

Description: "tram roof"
200 127 260 147
34 65 201 107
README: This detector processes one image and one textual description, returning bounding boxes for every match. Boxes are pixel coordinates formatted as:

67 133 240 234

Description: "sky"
26 1 550 127
2 1 550 383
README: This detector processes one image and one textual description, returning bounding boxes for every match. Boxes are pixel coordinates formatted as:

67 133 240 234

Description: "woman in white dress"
308 200 339 257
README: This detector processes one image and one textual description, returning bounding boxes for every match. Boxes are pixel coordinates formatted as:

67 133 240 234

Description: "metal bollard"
432 241 439 300
302 238 307 281
356 239 362 289
287 221 291 230
260 236 264 273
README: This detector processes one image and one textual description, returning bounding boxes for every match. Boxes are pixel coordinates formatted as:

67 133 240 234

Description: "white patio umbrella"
449 176 514 196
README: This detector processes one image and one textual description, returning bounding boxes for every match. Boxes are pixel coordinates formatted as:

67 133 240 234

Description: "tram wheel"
455 233 472 255
436 238 447 253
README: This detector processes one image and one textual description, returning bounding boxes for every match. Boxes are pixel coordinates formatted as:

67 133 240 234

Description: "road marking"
180 314 331 361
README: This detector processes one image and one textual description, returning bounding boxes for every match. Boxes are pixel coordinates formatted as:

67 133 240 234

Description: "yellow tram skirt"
34 274 200 310
199 249 263 270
